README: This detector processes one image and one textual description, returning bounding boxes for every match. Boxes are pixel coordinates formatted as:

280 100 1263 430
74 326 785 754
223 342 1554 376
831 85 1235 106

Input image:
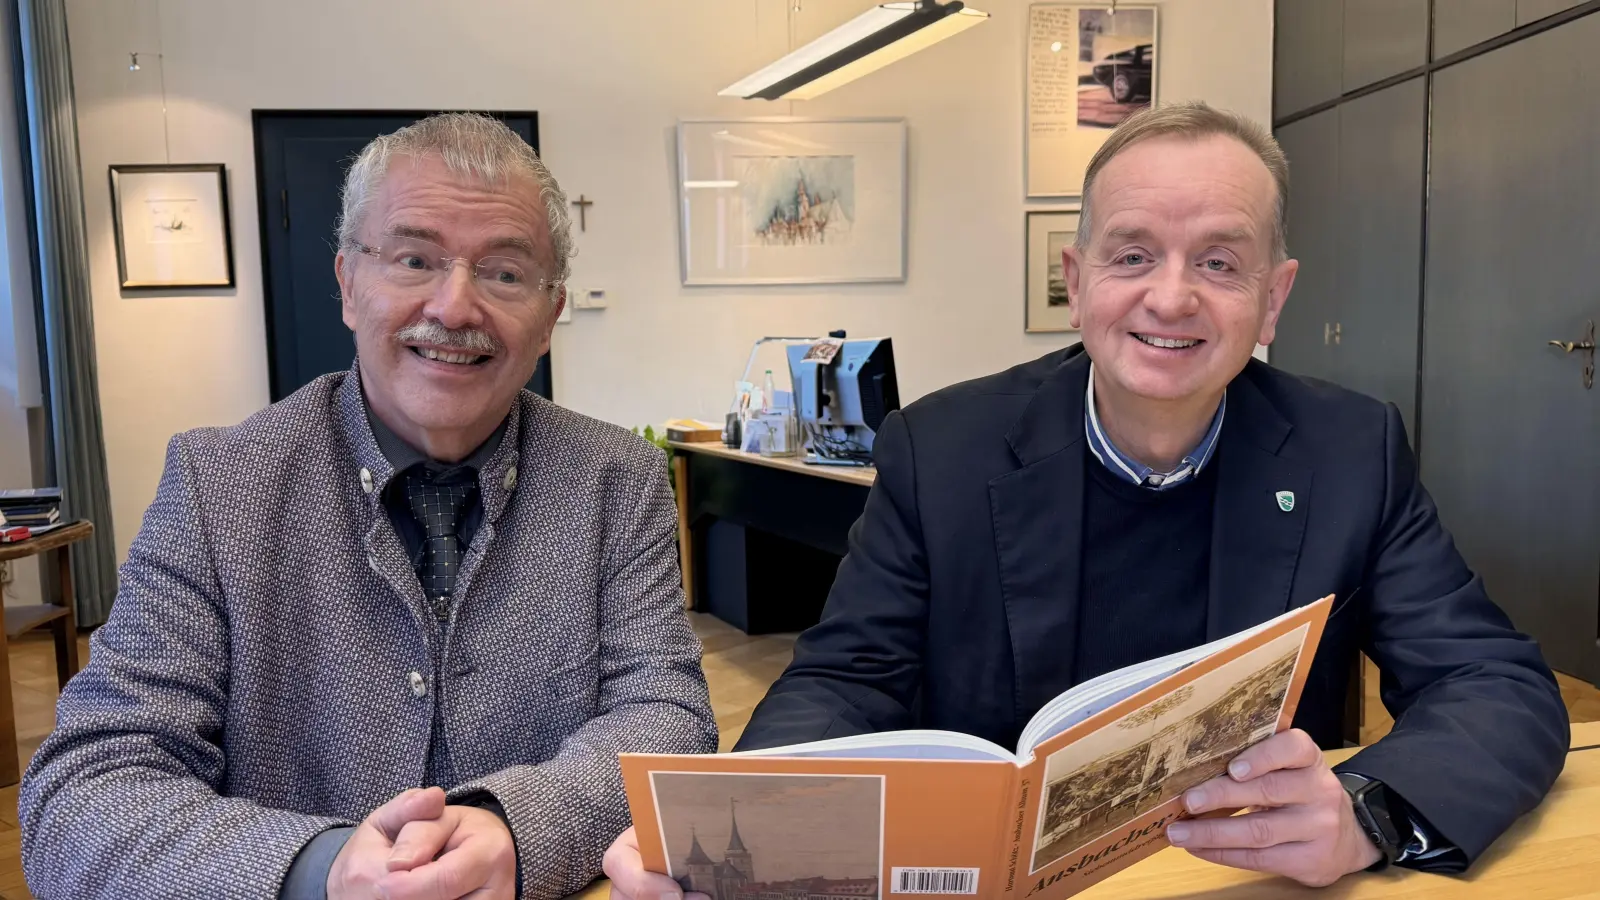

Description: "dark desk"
669 442 875 634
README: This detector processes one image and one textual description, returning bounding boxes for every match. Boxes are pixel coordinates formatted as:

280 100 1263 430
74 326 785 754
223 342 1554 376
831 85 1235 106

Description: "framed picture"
1026 4 1159 198
1026 210 1081 333
677 118 907 285
109 163 235 289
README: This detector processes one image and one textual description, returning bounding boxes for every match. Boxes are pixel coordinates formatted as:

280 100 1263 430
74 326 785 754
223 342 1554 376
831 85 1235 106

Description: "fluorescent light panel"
720 1 989 101
785 7 988 100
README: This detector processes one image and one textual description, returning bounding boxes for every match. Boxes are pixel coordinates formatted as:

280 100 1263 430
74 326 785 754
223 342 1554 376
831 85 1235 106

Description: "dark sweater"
1072 451 1217 685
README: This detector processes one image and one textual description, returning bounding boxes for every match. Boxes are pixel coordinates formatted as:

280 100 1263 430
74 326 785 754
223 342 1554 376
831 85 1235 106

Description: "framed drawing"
1026 210 1080 333
109 163 235 289
677 118 907 285
1026 4 1159 198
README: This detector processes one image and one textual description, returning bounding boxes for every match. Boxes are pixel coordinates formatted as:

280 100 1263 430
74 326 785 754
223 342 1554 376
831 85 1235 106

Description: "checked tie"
402 467 478 622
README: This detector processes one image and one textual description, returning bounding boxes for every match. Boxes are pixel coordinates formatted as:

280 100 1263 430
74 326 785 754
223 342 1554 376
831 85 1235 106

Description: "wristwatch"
1337 772 1406 871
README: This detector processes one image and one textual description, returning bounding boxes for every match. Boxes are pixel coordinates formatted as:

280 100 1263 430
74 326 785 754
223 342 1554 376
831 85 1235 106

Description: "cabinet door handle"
1547 320 1595 389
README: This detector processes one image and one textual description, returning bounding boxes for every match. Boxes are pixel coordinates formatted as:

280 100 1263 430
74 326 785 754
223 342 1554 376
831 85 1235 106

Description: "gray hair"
1075 101 1289 263
336 112 574 284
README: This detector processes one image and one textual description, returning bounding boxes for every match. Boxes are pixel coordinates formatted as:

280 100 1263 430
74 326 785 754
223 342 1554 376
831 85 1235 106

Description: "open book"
621 595 1333 900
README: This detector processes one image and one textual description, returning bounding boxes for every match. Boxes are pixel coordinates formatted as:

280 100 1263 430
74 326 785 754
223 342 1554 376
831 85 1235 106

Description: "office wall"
65 0 1273 562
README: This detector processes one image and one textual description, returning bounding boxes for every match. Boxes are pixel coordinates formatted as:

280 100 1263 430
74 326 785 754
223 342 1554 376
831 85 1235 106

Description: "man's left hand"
375 804 518 900
1163 728 1383 887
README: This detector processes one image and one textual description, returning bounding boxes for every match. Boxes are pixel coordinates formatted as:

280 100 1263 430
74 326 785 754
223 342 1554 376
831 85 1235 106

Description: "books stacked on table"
0 488 63 537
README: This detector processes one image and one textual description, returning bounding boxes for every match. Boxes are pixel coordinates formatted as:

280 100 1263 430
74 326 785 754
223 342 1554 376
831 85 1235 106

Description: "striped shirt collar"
1084 362 1226 490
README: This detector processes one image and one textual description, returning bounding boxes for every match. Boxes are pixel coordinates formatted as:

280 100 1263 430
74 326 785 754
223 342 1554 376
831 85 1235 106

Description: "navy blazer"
737 345 1568 867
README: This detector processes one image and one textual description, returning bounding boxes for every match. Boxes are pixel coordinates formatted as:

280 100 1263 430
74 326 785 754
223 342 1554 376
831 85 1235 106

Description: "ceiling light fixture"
720 0 989 101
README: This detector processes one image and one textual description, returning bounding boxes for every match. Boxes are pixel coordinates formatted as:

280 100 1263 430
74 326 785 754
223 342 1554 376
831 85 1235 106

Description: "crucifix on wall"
571 195 593 232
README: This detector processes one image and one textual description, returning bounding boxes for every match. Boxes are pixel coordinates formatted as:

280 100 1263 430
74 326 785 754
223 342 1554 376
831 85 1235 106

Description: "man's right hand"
604 826 709 900
328 787 448 900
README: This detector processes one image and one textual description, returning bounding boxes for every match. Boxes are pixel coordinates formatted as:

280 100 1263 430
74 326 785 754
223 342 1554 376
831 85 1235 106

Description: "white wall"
65 0 1274 563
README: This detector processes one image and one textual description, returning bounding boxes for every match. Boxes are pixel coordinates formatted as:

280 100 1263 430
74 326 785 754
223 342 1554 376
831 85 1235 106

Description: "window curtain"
15 0 117 626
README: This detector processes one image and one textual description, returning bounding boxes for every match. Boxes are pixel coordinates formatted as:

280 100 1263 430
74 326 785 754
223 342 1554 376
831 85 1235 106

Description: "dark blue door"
254 111 551 402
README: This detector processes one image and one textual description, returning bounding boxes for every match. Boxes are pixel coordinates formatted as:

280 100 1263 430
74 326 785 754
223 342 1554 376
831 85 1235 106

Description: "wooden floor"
0 618 1597 899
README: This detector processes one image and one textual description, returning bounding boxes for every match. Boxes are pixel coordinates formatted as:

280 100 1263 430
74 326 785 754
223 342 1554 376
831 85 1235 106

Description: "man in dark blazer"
604 102 1568 899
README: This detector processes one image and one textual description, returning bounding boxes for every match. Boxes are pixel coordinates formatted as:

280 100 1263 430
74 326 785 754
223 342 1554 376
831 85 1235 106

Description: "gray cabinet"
1274 2 1600 683
1518 0 1587 25
1274 109 1340 384
1434 0 1518 57
1421 13 1600 683
1332 79 1426 434
1343 0 1429 90
1273 81 1425 434
1275 0 1346 117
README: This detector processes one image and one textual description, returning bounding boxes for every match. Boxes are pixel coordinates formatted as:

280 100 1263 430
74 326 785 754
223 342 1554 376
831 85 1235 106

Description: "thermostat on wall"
572 287 608 309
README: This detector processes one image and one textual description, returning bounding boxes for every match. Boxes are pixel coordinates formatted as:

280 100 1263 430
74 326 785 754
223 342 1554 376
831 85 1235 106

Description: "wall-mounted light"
720 0 989 101
129 52 141 71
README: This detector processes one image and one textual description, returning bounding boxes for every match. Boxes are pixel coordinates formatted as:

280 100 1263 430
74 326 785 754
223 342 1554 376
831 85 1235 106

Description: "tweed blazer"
19 368 717 899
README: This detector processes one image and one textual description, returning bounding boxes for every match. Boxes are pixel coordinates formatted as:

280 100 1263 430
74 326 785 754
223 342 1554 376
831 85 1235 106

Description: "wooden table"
669 442 875 633
0 520 92 785
569 721 1600 900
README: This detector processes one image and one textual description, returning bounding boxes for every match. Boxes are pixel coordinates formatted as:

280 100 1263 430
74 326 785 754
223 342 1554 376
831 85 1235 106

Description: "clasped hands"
328 786 518 900
604 729 1381 900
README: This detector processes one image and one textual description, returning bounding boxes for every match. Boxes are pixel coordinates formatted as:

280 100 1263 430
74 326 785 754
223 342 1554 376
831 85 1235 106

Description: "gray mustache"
394 320 503 356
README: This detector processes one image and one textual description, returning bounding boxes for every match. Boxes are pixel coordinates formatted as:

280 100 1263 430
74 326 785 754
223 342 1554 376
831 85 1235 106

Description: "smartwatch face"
1344 777 1402 860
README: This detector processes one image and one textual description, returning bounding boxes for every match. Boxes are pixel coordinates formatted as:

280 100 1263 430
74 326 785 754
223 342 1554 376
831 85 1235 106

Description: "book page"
1000 598 1331 900
734 730 1016 762
622 754 1019 900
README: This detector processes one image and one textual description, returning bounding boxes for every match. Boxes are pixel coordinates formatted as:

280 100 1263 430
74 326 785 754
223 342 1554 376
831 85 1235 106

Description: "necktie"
403 467 478 621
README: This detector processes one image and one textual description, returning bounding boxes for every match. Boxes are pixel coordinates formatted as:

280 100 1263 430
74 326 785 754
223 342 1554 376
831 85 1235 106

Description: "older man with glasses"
19 113 716 900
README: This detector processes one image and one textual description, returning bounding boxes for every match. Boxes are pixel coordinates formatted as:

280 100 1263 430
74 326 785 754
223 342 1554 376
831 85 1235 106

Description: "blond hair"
337 112 574 285
1075 101 1289 262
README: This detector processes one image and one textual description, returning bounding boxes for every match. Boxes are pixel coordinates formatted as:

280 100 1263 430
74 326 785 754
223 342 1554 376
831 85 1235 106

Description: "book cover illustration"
650 771 885 900
1020 624 1307 890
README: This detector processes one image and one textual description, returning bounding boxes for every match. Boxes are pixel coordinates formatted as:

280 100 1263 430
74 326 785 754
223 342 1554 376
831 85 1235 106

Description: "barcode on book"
891 867 979 895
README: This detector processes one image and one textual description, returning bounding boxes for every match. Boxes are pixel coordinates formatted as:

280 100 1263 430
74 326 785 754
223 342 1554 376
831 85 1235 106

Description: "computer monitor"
786 337 900 464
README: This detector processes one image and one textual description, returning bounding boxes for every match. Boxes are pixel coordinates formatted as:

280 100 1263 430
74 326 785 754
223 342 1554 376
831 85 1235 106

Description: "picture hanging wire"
128 0 171 164
786 0 799 114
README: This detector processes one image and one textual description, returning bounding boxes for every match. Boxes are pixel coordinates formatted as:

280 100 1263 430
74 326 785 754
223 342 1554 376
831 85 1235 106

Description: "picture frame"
1026 209 1081 333
677 118 907 286
109 163 236 289
1025 4 1160 198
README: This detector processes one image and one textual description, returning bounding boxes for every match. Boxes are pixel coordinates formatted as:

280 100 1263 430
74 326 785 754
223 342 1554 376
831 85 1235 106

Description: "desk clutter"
719 332 900 467
0 488 65 543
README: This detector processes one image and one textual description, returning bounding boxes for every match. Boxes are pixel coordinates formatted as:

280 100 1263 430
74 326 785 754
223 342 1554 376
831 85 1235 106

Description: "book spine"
995 765 1029 898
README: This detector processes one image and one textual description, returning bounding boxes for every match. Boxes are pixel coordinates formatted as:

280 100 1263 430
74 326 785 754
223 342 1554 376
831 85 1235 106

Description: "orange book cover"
622 596 1332 900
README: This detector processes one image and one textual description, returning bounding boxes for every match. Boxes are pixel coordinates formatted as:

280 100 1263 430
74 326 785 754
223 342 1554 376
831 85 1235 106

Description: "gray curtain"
16 0 117 625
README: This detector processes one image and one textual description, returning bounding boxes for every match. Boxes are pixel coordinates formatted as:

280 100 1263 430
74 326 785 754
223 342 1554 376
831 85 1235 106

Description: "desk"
0 520 92 786
570 721 1600 900
669 442 875 634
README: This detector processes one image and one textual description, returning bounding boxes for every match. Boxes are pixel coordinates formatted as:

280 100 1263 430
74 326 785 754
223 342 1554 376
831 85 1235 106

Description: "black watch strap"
1337 772 1403 871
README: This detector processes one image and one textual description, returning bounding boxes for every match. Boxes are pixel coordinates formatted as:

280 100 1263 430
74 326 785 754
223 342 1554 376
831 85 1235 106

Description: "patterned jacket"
19 368 717 899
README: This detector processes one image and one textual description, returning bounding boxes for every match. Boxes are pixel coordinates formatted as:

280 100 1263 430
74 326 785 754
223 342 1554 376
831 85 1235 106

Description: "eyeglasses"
349 236 561 304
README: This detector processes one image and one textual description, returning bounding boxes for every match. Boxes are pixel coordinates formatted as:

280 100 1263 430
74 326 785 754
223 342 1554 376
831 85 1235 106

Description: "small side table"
0 519 93 786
